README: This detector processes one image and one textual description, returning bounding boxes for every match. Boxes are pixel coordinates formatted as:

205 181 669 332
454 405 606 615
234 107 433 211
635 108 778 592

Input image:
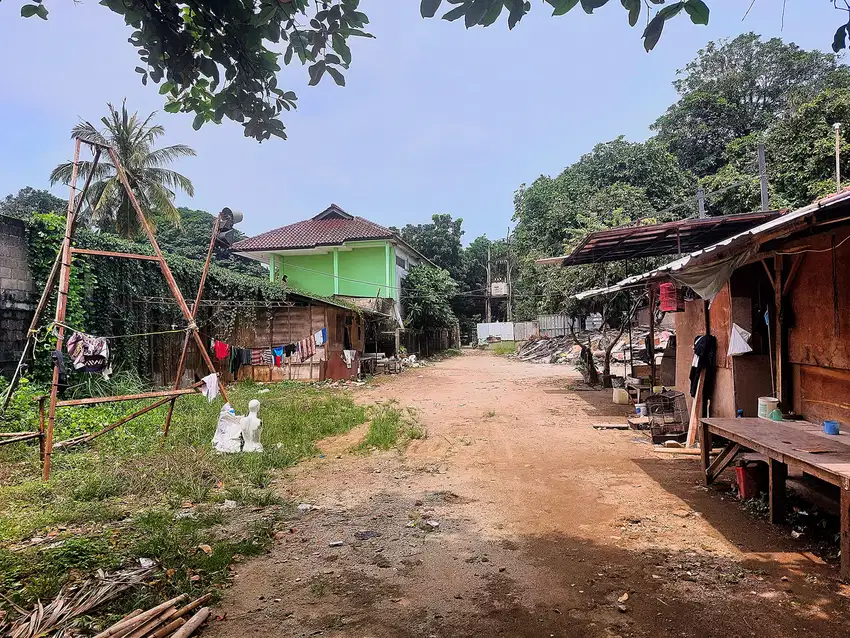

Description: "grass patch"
358 402 425 451
0 379 368 614
489 341 517 355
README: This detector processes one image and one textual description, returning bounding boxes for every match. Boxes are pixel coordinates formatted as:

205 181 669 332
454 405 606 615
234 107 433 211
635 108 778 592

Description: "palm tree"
50 100 196 238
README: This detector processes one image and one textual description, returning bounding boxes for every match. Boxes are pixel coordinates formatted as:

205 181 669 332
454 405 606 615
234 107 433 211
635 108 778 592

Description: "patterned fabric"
250 349 264 366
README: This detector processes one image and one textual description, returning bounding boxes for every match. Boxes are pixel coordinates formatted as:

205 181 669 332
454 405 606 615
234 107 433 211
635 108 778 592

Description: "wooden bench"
700 417 850 581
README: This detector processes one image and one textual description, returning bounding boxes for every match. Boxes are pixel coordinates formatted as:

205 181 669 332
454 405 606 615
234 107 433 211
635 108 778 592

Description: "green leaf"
620 0 640 26
20 4 39 17
327 67 346 86
642 13 664 52
420 0 443 18
683 0 708 25
834 24 848 53
308 61 326 86
481 0 504 26
549 0 580 17
442 5 467 21
332 33 352 65
580 0 609 14
192 113 205 131
35 4 48 19
159 81 175 95
164 101 181 113
465 0 492 28
657 2 684 19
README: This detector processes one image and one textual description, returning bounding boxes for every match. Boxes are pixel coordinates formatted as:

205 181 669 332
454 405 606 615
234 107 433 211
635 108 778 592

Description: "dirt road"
206 351 850 637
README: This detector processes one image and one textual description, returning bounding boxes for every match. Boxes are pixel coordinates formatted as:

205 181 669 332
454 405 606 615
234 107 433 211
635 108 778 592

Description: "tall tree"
394 214 465 281
50 102 196 239
0 187 66 221
401 264 459 331
653 33 850 176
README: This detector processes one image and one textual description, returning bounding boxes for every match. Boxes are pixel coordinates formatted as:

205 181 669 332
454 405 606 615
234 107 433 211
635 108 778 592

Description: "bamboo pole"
171 607 211 638
149 617 186 638
92 595 186 638
43 138 81 480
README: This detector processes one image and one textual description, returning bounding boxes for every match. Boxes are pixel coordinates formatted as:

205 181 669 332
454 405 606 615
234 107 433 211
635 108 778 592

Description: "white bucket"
613 388 631 405
636 403 648 417
758 397 779 420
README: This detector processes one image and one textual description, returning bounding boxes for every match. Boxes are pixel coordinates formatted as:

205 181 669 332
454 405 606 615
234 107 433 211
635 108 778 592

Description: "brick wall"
0 215 35 378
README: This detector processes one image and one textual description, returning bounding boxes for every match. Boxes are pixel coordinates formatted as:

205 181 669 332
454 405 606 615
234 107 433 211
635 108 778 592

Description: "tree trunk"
570 317 599 385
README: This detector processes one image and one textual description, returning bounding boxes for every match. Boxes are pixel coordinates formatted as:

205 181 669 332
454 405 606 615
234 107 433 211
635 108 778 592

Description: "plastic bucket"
824 420 841 435
635 403 647 417
613 388 631 405
758 397 779 420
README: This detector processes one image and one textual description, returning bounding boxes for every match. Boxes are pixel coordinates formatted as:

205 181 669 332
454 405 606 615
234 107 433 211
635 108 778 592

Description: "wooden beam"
774 254 786 406
687 369 707 448
49 387 200 408
782 254 805 296
70 248 159 261
761 258 776 291
769 458 787 524
842 486 850 582
706 442 742 483
648 284 657 387
700 420 714 485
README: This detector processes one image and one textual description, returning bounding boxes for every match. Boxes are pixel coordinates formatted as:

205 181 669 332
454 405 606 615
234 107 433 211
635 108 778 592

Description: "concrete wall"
0 215 35 378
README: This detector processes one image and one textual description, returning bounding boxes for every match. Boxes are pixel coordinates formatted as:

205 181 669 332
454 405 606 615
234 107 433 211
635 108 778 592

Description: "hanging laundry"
200 372 219 403
272 346 285 367
213 340 230 361
342 349 356 369
689 334 717 398
66 332 111 377
230 348 251 376
314 328 327 347
284 343 297 358
262 348 273 365
250 349 264 366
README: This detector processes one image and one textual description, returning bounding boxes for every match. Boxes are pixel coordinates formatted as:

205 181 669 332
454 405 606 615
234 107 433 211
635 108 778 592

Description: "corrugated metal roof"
536 210 783 267
574 189 850 300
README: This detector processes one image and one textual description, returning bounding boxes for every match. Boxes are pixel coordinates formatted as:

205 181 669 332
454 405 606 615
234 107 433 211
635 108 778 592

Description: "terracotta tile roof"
233 205 396 252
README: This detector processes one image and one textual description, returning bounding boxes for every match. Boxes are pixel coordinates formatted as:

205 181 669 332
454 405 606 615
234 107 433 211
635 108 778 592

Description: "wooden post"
37 397 46 459
841 484 850 582
43 139 81 480
700 421 713 486
647 284 657 387
163 215 225 439
774 254 785 407
769 458 787 524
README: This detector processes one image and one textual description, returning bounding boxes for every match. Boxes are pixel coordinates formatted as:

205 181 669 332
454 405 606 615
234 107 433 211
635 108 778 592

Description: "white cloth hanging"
200 372 219 403
729 323 753 356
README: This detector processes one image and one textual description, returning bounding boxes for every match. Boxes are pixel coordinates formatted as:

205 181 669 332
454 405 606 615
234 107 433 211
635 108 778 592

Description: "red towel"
213 340 230 360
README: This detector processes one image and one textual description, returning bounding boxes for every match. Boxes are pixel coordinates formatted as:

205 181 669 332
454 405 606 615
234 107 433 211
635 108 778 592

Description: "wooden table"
700 417 850 581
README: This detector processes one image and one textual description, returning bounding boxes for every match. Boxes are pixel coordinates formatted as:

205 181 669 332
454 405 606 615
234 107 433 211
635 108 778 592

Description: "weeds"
489 341 517 356
358 402 425 451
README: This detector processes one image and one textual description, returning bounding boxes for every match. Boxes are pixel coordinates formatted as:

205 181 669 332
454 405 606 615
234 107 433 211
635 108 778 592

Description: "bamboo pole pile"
92 593 213 638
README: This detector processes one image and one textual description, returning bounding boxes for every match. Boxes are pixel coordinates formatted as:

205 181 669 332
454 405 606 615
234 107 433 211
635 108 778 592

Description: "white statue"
240 399 264 453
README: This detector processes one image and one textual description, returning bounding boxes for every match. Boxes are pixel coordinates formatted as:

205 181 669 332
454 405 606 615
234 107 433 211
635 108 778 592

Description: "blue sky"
0 2 843 243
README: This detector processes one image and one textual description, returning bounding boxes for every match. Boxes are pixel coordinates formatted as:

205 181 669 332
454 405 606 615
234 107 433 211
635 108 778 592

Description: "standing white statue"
240 399 264 453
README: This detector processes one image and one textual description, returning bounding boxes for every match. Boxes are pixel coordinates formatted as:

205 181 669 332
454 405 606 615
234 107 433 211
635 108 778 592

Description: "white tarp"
477 322 515 343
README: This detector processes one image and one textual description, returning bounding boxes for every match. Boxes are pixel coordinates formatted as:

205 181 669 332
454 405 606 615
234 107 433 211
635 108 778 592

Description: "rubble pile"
514 329 673 366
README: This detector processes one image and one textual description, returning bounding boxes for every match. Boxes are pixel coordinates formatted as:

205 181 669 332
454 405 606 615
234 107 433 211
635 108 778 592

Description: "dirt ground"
204 351 850 637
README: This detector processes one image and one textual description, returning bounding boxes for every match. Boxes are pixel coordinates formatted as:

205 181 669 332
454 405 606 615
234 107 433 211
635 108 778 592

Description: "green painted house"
233 205 426 313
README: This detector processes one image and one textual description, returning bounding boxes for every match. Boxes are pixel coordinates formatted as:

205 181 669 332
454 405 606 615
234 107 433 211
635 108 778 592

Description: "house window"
396 255 407 269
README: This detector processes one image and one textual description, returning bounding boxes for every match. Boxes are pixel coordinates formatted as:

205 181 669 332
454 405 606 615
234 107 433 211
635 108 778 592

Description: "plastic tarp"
668 246 757 302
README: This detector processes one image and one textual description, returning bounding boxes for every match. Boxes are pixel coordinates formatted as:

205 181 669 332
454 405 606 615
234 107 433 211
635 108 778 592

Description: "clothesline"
210 327 328 375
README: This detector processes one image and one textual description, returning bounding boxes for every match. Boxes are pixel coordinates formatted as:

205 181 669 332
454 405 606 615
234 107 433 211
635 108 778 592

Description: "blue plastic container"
824 420 841 435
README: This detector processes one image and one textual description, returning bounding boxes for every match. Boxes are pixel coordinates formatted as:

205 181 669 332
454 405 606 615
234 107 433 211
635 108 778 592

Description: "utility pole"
505 227 513 322
485 243 492 323
697 187 706 218
835 123 842 193
758 143 769 211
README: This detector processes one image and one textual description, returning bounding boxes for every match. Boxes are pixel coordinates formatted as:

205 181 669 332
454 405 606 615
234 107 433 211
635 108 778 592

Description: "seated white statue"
241 399 264 453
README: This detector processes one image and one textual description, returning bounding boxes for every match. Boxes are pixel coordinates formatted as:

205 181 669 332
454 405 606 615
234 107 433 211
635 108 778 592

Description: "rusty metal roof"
536 210 785 267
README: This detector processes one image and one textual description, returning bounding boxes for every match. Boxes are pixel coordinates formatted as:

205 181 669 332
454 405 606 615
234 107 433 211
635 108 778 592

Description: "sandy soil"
204 351 850 637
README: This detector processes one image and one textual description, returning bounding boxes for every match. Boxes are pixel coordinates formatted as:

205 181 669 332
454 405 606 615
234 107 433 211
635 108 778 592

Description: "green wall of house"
271 242 396 300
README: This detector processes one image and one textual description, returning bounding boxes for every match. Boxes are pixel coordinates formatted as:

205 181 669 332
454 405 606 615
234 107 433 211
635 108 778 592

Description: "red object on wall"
659 283 685 313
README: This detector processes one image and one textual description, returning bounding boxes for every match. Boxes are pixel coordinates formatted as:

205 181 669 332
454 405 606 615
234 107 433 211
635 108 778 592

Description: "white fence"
476 321 539 343
538 313 602 337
